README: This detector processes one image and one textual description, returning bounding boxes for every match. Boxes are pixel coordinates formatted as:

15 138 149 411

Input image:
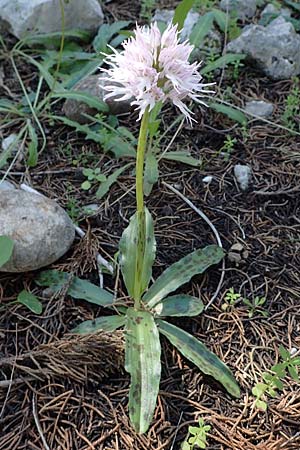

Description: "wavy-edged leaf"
17 290 43 314
71 314 125 333
144 151 159 196
200 54 245 75
119 208 156 299
35 270 114 306
162 151 201 167
210 102 247 125
173 0 195 31
52 91 109 112
0 235 14 268
157 320 240 398
125 308 161 434
143 245 224 308
153 294 204 317
189 12 214 48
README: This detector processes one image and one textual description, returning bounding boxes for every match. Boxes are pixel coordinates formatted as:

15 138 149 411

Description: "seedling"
243 296 268 318
182 418 211 450
252 345 300 411
221 287 241 311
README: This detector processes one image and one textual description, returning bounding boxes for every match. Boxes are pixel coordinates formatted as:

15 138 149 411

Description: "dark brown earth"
1 1 300 449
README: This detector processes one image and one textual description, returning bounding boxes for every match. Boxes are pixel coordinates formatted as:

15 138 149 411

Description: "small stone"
83 204 99 214
220 0 257 20
245 100 274 118
2 134 19 152
228 242 249 264
227 16 300 80
0 180 16 191
261 4 291 20
234 164 252 191
152 9 200 40
0 0 104 39
63 74 132 124
202 175 213 184
230 243 244 252
228 251 242 264
0 190 75 272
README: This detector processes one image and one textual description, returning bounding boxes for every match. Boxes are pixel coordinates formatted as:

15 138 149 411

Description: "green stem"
134 108 150 308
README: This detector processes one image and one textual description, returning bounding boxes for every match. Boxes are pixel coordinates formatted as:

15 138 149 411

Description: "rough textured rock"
227 17 300 80
63 74 132 124
245 100 274 118
219 0 257 20
0 180 16 191
261 3 291 20
234 165 252 191
152 9 200 40
0 0 104 39
0 190 75 272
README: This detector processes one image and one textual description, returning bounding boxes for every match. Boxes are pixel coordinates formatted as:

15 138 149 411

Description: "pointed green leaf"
52 91 109 112
71 314 125 333
125 308 161 434
210 102 247 125
27 121 38 167
189 12 214 48
252 383 267 398
17 290 43 314
143 245 224 308
288 365 299 382
119 208 156 299
144 152 159 196
278 345 290 360
173 0 195 31
35 270 114 306
157 320 240 398
0 235 15 268
153 295 204 317
96 163 131 199
162 151 201 167
201 54 246 75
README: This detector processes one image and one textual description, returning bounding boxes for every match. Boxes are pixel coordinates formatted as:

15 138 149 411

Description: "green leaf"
209 102 247 125
71 314 125 333
255 399 267 411
0 235 14 268
96 163 131 199
211 8 229 32
81 180 92 190
162 151 201 167
284 0 300 12
119 208 156 299
52 91 109 113
288 365 299 382
93 21 130 52
35 270 114 307
17 290 43 314
144 152 159 196
200 54 245 75
21 29 91 47
125 308 161 434
189 12 214 48
279 345 290 360
182 441 191 450
252 383 267 398
153 294 204 317
173 0 195 31
27 121 38 167
143 245 224 308
157 320 240 398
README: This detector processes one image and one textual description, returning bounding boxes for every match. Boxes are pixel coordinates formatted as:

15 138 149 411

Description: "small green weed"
221 287 241 310
219 135 237 160
81 167 106 191
242 296 268 319
140 0 156 22
252 346 300 411
282 77 300 131
182 418 211 450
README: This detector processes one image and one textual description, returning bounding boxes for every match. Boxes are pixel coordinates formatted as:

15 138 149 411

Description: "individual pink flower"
101 22 214 124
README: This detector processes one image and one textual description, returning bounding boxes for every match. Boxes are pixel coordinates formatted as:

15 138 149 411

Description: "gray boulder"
227 17 300 80
261 3 291 20
63 74 132 124
0 180 16 191
245 100 274 118
0 190 75 272
0 0 104 39
219 0 257 20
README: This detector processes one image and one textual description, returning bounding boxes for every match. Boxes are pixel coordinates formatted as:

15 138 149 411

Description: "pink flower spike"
101 22 214 123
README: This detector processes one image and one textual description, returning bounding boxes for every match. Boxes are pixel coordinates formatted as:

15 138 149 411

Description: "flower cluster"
101 22 214 123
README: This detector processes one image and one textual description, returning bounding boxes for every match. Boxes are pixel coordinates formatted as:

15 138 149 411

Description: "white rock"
234 165 252 191
0 180 16 191
227 16 300 80
220 0 257 20
0 190 75 272
0 0 104 39
202 175 213 184
2 134 19 152
153 9 200 40
245 100 274 118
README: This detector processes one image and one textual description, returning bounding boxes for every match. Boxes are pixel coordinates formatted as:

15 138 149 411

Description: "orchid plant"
37 22 240 434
